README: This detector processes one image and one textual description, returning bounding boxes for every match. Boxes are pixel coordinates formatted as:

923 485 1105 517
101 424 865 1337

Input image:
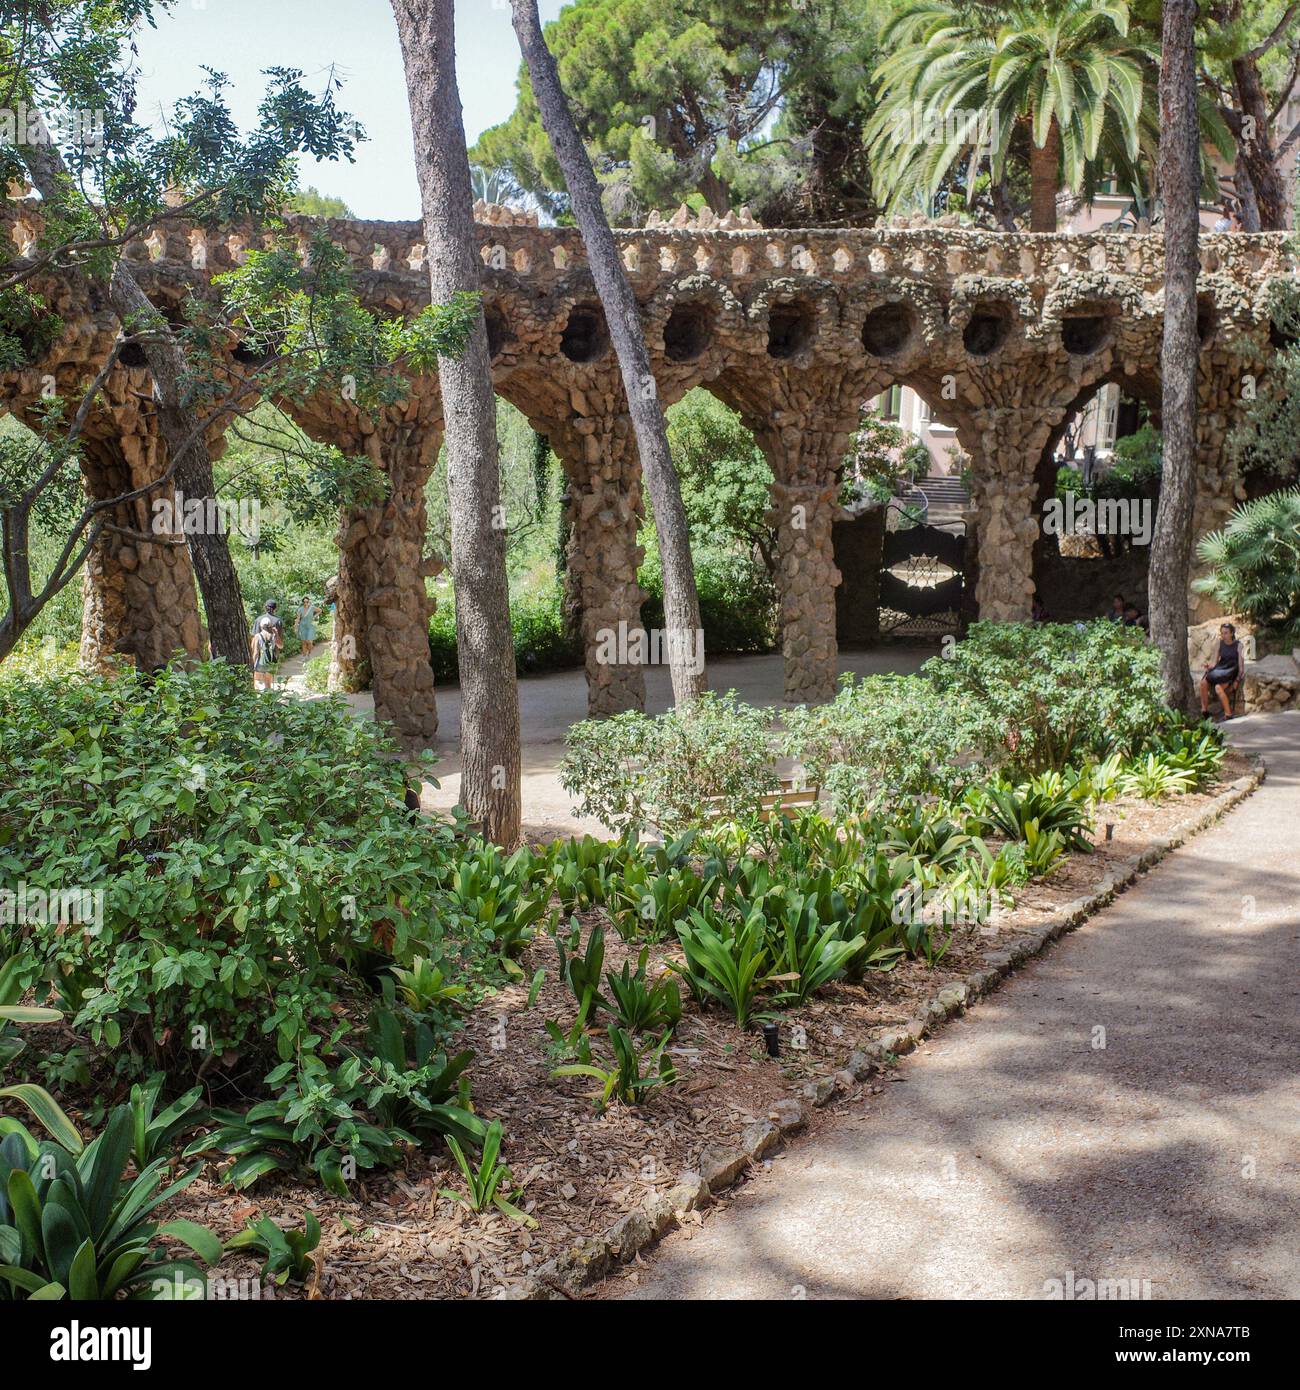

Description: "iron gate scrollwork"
878 523 964 632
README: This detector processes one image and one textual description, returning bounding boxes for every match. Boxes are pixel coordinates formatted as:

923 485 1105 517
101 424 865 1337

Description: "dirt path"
613 712 1300 1300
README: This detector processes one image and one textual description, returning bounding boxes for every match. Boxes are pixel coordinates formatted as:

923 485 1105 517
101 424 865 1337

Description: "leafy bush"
924 621 1167 775
430 581 581 682
640 547 777 655
0 663 468 1089
561 691 778 835
785 673 978 809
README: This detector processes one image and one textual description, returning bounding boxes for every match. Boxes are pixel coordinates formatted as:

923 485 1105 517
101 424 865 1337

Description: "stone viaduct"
2 194 1291 745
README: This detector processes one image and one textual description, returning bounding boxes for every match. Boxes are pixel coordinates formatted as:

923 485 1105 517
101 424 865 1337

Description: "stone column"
331 430 442 746
549 412 647 718
755 416 855 705
78 431 203 672
1188 380 1247 625
966 407 1062 623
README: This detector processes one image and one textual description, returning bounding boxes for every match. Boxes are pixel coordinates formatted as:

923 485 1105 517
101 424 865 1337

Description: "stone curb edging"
500 758 1266 1301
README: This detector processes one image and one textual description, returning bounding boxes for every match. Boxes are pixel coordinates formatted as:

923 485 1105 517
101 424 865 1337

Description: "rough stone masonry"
1 193 1288 743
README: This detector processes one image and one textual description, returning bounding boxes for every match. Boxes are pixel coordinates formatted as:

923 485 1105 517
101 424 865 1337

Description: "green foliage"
667 390 776 569
446 844 552 960
562 691 777 835
671 907 770 1027
287 187 352 218
127 1074 206 1171
554 921 609 1023
639 545 777 655
604 949 683 1032
0 663 467 1086
0 1106 220 1301
192 1013 484 1198
386 957 468 1015
865 0 1229 224
786 673 977 809
924 621 1167 775
962 782 1093 851
553 1026 677 1111
1195 489 1300 643
429 582 580 682
226 1212 321 1286
440 1120 536 1226
1118 752 1197 801
472 0 791 219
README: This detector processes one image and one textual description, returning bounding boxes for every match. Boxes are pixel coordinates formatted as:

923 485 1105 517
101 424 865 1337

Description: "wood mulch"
48 753 1259 1300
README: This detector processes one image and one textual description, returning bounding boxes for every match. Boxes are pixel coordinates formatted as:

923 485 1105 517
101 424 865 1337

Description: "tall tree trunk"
510 0 707 708
1231 53 1289 230
1150 0 1200 714
1028 117 1061 232
391 0 522 846
22 142 249 667
1233 150 1262 232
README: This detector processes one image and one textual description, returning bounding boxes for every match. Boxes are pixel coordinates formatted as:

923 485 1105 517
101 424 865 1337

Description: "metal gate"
878 523 964 636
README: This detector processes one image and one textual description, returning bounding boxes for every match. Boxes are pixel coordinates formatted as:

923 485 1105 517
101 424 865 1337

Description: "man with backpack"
250 600 284 690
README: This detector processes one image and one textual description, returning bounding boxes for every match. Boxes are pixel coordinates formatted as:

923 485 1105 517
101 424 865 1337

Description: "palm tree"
864 0 1219 231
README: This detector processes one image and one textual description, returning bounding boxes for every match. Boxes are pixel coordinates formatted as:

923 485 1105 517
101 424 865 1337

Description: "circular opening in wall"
861 301 915 358
560 304 609 363
1269 317 1298 350
767 300 815 358
231 339 274 367
1061 312 1112 356
663 301 714 362
484 304 510 359
1197 298 1218 347
118 342 149 368
963 305 1011 356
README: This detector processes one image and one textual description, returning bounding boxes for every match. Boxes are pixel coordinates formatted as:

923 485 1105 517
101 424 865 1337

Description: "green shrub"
0 663 469 1090
561 691 778 835
429 582 581 682
924 621 1167 775
785 673 978 809
639 548 777 655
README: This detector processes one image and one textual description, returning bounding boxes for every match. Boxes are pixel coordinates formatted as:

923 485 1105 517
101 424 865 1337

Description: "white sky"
130 0 567 220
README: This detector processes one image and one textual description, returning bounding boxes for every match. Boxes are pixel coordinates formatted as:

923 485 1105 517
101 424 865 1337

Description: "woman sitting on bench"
1200 622 1244 721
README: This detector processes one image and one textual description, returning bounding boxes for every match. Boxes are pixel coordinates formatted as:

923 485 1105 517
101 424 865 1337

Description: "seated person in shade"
1200 622 1244 721
1122 602 1148 632
1107 593 1126 623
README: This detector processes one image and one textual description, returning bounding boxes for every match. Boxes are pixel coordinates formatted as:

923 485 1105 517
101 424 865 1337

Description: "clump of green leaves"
440 1120 536 1227
226 1212 322 1286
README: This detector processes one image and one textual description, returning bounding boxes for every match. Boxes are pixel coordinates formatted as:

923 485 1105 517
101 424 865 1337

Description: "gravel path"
616 712 1300 1300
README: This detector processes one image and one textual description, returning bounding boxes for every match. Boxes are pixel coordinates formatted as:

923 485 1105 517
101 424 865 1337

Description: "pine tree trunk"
1028 118 1060 233
1149 0 1200 714
510 0 707 707
391 0 522 846
1232 53 1289 231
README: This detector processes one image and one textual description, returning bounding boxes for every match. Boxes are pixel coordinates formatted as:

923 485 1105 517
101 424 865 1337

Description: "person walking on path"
251 600 284 691
295 596 320 659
